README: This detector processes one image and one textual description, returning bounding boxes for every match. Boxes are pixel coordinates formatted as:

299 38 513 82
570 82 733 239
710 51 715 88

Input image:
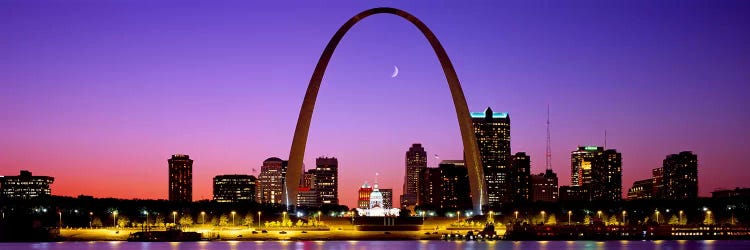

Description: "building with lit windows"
531 169 559 202
258 157 286 204
627 178 653 200
511 152 532 203
356 177 400 217
358 182 373 209
559 185 589 202
471 107 511 208
401 143 426 208
421 167 442 207
439 160 472 210
314 157 338 205
381 188 393 209
660 151 698 200
570 146 622 201
213 175 256 203
296 187 320 207
0 170 54 199
168 154 193 202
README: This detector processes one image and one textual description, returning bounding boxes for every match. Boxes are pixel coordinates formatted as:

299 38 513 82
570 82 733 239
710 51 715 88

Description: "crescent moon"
391 65 399 78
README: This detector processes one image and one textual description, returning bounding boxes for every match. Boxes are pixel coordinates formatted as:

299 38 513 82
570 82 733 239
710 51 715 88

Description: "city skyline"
2 1 749 209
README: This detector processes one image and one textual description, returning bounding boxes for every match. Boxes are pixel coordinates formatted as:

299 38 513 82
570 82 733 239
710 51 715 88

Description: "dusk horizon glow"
1 1 749 208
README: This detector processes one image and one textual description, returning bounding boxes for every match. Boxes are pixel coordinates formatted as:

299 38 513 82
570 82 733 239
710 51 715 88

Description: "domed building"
356 174 400 217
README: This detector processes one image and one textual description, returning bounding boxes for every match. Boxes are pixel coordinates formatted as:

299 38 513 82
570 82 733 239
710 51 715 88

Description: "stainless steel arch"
285 7 486 213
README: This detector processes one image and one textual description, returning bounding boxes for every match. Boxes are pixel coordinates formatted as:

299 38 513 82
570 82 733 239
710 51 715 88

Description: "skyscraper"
531 169 559 202
358 182 373 209
258 157 285 204
511 152 531 203
439 160 472 209
213 175 256 203
471 107 511 208
0 170 54 199
661 151 698 200
168 154 193 202
381 188 394 209
570 146 622 201
401 143 426 208
421 167 442 207
627 179 653 200
314 157 339 205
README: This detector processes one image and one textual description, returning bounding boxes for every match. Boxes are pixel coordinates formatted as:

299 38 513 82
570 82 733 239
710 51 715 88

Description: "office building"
661 151 698 200
213 175 256 203
0 170 54 199
531 169 559 202
401 144 426 208
168 154 193 202
627 178 653 200
511 152 532 203
471 107 511 208
381 188 394 209
439 160 472 209
570 146 622 201
559 185 589 202
258 157 285 204
314 157 338 205
358 182 373 209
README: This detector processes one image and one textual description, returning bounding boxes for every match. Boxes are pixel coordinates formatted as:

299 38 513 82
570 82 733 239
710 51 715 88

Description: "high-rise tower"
570 146 622 201
401 143 426 208
168 154 193 202
471 107 511 208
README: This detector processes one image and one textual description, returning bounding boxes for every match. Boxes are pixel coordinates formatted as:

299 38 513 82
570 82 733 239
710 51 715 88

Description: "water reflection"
8 240 750 250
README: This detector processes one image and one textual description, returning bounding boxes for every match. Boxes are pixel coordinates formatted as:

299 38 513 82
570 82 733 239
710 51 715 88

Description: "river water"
1 240 748 250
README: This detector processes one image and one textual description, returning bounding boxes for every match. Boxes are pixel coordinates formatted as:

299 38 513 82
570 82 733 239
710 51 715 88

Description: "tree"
242 214 254 226
704 213 714 225
219 215 229 226
547 214 557 225
117 216 129 228
92 217 103 227
607 215 619 226
155 214 166 228
668 215 679 225
296 219 303 227
584 215 591 225
179 215 194 227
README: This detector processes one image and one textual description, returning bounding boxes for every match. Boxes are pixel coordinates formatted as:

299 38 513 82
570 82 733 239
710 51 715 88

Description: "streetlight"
282 211 287 226
730 207 735 225
257 211 262 228
420 211 425 222
705 210 712 225
89 212 93 228
655 210 660 224
113 211 118 228
231 211 236 226
58 211 62 229
457 211 461 223
318 211 322 224
568 211 572 225
514 211 519 221
201 211 206 225
541 211 546 225
143 211 149 230
597 210 603 220
679 210 684 225
622 211 626 225
172 211 177 225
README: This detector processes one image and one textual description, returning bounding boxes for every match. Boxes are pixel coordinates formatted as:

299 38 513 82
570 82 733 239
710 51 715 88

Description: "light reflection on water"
3 240 750 250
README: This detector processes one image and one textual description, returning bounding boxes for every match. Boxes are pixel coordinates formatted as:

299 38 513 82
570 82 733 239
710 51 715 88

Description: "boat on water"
127 229 202 242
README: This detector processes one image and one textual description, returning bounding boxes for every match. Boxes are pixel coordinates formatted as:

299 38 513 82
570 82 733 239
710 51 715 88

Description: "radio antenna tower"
545 104 552 170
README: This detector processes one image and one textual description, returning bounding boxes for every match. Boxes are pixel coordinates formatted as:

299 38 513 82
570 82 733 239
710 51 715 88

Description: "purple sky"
1 1 749 208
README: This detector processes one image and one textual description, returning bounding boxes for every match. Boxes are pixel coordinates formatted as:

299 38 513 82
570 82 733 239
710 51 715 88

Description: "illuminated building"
0 170 54 199
258 157 285 204
511 152 532 202
531 169 558 202
421 167 442 206
652 167 664 199
439 160 472 209
559 185 589 202
314 157 338 205
627 178 653 200
358 182 373 209
661 151 698 200
168 154 193 202
356 175 400 217
380 188 393 209
401 144 426 208
712 187 750 198
570 146 622 201
213 175 256 203
471 107 511 208
296 187 320 207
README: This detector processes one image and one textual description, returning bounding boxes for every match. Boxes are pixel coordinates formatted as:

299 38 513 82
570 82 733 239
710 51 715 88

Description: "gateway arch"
285 7 487 213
